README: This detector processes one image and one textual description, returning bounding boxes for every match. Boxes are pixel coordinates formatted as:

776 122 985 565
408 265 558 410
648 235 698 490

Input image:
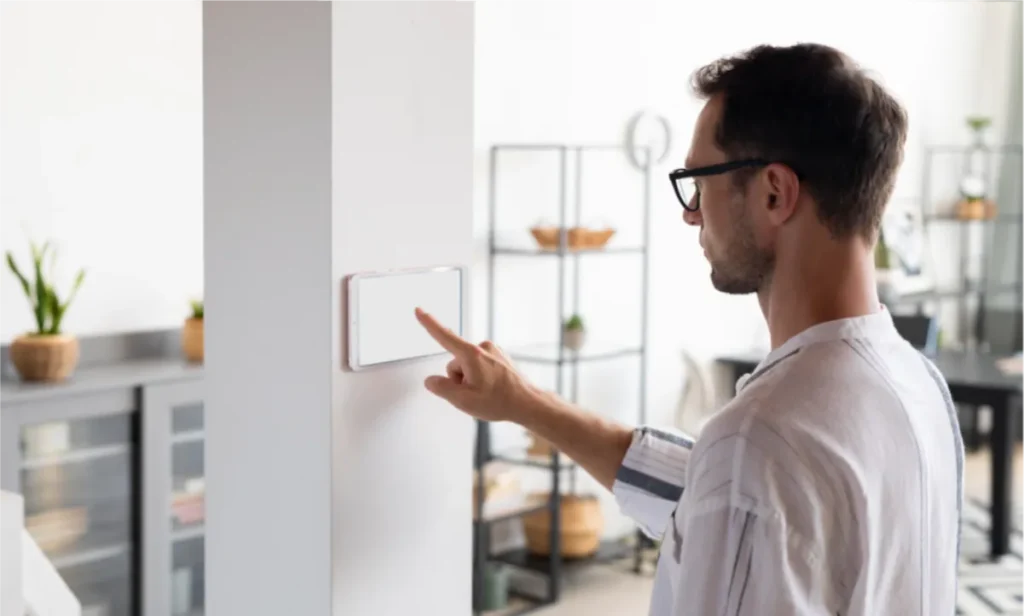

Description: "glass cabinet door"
20 412 137 616
143 378 204 616
170 401 205 616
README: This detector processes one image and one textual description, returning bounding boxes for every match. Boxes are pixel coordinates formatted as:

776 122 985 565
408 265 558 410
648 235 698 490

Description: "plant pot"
563 328 586 351
955 198 997 220
182 317 204 363
9 334 80 382
522 492 604 558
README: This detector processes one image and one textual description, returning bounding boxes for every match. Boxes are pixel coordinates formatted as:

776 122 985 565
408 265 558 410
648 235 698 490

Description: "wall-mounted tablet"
345 266 464 371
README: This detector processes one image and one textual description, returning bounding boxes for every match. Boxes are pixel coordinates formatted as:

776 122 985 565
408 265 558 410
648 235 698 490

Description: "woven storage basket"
522 492 603 558
955 198 997 220
9 334 79 382
529 226 615 251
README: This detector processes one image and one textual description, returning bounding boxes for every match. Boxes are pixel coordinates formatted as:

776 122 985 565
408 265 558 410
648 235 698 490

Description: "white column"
204 2 474 615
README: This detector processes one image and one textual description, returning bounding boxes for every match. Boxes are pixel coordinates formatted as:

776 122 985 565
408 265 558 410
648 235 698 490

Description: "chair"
674 350 719 438
891 313 939 354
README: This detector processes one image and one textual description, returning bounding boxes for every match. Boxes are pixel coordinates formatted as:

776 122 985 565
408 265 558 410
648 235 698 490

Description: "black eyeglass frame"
668 159 771 212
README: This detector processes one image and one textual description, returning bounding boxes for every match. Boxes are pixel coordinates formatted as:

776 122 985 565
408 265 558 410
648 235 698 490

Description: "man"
416 43 963 615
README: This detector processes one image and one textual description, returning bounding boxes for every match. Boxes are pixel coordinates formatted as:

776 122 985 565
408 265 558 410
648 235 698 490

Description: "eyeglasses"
668 159 770 212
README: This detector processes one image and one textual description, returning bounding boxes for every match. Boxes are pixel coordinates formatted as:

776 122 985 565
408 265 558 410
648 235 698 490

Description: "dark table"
717 349 1022 560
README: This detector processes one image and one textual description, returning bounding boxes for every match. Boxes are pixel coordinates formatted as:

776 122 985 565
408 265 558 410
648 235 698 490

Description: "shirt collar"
738 306 901 392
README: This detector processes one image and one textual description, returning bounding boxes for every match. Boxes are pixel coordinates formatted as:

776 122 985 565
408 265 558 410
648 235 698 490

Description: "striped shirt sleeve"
611 426 694 540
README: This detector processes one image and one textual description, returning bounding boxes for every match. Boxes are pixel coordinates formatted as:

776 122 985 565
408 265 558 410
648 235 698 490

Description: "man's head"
677 43 908 294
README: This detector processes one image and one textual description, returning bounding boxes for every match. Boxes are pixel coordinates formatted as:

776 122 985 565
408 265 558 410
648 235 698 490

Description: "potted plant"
5 240 86 382
956 115 997 220
182 299 203 363
562 314 586 351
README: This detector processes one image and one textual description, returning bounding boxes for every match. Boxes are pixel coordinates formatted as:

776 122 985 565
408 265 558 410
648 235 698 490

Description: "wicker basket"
522 492 604 558
9 334 80 382
526 432 554 457
955 198 997 220
529 226 616 251
182 317 204 363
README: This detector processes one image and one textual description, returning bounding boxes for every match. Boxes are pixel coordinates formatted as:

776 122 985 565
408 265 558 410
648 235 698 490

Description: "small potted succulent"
562 314 586 351
5 240 86 382
182 299 203 363
956 115 997 220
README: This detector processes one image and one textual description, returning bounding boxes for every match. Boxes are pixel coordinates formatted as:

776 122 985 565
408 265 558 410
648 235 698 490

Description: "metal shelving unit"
472 144 651 615
913 143 1023 351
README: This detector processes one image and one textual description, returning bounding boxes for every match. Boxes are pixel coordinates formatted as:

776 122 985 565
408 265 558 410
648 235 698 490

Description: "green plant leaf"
966 116 991 131
52 270 85 335
32 244 49 334
13 239 84 335
47 285 62 334
5 252 32 302
190 298 204 319
64 269 85 306
564 314 584 330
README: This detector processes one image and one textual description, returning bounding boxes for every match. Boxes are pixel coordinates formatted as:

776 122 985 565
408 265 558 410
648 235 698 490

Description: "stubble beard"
709 212 774 295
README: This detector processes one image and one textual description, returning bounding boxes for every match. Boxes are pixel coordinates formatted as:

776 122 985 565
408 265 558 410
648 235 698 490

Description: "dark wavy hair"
692 43 908 241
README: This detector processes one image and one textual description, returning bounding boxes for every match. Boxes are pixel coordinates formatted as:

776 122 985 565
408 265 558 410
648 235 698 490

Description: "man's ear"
763 164 799 224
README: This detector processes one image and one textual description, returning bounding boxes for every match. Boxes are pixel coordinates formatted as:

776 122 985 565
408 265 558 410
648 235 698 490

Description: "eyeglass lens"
674 176 698 210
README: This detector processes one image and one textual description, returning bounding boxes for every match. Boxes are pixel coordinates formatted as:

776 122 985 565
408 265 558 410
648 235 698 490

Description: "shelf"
490 451 576 470
493 246 645 257
172 430 205 445
171 524 205 543
896 283 1021 303
490 539 631 575
479 593 545 616
506 342 642 365
923 214 1022 224
50 542 130 570
21 443 130 470
475 501 549 525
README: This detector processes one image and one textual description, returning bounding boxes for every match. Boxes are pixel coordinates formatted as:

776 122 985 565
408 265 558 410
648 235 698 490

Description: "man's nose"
682 207 702 227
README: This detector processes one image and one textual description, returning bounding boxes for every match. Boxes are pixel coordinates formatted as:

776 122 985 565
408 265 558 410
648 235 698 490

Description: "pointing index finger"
415 307 472 356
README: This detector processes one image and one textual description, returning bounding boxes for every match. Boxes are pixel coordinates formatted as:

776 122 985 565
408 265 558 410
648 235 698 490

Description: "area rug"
958 498 1022 615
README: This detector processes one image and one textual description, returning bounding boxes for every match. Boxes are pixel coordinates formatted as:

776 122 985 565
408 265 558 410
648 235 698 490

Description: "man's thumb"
424 375 460 402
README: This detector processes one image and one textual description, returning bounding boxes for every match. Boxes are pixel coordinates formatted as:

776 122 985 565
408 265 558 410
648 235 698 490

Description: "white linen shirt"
613 310 964 615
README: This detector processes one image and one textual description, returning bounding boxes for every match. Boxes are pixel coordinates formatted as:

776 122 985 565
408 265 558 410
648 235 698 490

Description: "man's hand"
414 307 635 492
415 307 539 423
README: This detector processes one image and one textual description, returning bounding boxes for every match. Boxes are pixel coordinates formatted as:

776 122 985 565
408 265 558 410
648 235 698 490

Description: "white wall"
473 0 1022 538
204 3 333 614
0 0 202 342
205 2 474 615
330 3 475 614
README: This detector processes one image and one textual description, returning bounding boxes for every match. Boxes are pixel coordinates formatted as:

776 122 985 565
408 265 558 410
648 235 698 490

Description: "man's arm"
518 383 696 540
517 387 633 491
414 307 692 538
